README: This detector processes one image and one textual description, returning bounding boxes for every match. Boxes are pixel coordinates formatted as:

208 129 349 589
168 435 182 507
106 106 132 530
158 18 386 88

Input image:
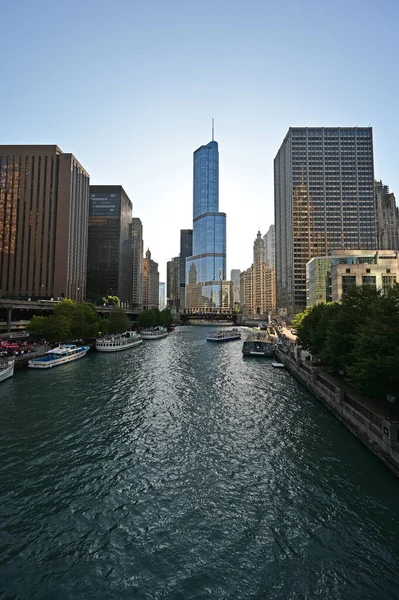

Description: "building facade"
0 145 89 301
87 185 132 305
142 249 159 310
375 180 399 251
159 282 166 311
240 268 252 314
179 229 193 311
274 127 375 314
166 256 180 310
186 138 231 311
230 269 241 309
131 217 143 311
239 232 276 316
263 224 275 268
306 249 399 305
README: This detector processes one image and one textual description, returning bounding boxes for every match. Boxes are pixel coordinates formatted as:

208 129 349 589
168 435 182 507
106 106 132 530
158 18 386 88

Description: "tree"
107 307 129 333
45 315 72 342
160 308 173 327
137 309 158 328
296 303 339 359
104 295 120 307
26 315 48 337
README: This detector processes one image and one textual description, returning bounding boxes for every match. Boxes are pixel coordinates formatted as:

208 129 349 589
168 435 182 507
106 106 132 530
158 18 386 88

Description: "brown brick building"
0 145 90 301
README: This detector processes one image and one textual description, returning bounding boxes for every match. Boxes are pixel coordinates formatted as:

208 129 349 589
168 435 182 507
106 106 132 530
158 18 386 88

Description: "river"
1 326 398 599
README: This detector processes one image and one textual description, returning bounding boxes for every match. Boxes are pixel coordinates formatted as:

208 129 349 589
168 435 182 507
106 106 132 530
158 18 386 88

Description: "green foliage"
296 303 339 359
107 307 129 334
160 308 173 327
26 315 48 336
103 295 120 307
296 284 399 400
137 308 173 328
27 300 102 342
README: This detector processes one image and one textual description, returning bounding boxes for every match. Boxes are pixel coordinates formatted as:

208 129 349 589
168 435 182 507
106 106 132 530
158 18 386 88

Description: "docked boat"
28 344 90 369
242 332 276 357
95 331 142 352
271 361 285 369
140 326 168 340
207 328 241 342
0 357 15 382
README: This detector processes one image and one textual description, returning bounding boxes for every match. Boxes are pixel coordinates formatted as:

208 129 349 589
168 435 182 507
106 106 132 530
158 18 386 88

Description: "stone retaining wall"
275 348 399 477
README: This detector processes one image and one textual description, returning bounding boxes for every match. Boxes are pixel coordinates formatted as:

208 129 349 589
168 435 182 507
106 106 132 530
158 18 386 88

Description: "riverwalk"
275 340 399 477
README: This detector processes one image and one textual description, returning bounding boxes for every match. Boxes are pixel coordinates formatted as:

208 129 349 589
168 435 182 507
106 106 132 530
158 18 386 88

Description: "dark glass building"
179 229 192 310
186 139 228 310
274 127 375 313
87 185 132 304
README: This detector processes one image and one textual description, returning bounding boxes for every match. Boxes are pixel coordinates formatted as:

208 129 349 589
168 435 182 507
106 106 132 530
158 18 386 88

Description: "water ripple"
0 326 398 599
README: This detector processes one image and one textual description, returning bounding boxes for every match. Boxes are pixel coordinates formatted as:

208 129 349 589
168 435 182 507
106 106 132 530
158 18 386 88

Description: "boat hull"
95 338 142 352
28 348 89 369
141 329 168 340
207 335 241 342
0 360 14 382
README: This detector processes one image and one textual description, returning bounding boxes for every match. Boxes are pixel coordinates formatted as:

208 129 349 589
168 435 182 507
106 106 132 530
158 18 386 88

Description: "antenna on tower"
212 118 214 141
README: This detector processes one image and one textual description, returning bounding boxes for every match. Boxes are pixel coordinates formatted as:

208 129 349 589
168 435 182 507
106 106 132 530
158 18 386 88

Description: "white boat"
95 331 142 352
28 344 90 369
207 328 241 342
242 332 275 357
0 357 15 382
140 326 168 340
271 361 285 369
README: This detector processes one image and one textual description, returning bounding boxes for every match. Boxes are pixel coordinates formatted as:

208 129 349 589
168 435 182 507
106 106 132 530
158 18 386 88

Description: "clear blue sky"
2 0 398 282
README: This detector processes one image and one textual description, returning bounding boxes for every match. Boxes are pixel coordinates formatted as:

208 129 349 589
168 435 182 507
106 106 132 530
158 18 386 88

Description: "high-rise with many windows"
142 249 159 310
0 145 89 301
131 217 143 310
274 127 375 313
375 180 399 251
186 137 230 311
179 229 192 310
87 185 133 305
263 224 275 268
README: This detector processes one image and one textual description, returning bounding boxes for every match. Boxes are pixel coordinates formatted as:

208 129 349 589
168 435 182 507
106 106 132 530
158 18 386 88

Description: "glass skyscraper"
274 127 375 313
186 139 228 311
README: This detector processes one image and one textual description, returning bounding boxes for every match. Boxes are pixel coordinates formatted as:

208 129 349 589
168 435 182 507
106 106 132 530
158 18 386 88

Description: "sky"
1 0 399 282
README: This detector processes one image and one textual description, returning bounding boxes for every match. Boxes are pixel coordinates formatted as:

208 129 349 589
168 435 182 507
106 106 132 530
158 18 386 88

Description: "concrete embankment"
275 346 399 478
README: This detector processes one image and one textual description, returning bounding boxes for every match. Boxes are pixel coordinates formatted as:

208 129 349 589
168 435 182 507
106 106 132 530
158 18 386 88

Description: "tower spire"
212 118 214 141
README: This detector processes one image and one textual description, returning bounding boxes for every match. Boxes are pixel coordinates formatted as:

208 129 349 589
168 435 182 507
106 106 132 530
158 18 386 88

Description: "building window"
346 268 351 273
362 275 376 288
366 268 370 273
342 275 356 295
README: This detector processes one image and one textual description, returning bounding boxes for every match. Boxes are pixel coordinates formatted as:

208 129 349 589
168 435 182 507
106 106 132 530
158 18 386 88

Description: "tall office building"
375 180 399 251
159 282 166 311
131 217 143 310
240 268 252 314
263 224 275 268
0 145 89 301
274 127 375 313
230 269 241 308
142 249 159 310
166 256 180 309
186 136 231 311
179 229 193 310
87 185 132 305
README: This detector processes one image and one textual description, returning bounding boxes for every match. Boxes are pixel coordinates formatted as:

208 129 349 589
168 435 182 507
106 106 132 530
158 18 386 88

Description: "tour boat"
242 332 276 357
28 344 90 369
95 331 142 352
207 328 241 342
0 357 15 382
140 326 168 340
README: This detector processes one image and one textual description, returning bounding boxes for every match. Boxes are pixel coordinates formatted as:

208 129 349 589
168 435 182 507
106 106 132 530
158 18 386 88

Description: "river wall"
275 347 399 478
